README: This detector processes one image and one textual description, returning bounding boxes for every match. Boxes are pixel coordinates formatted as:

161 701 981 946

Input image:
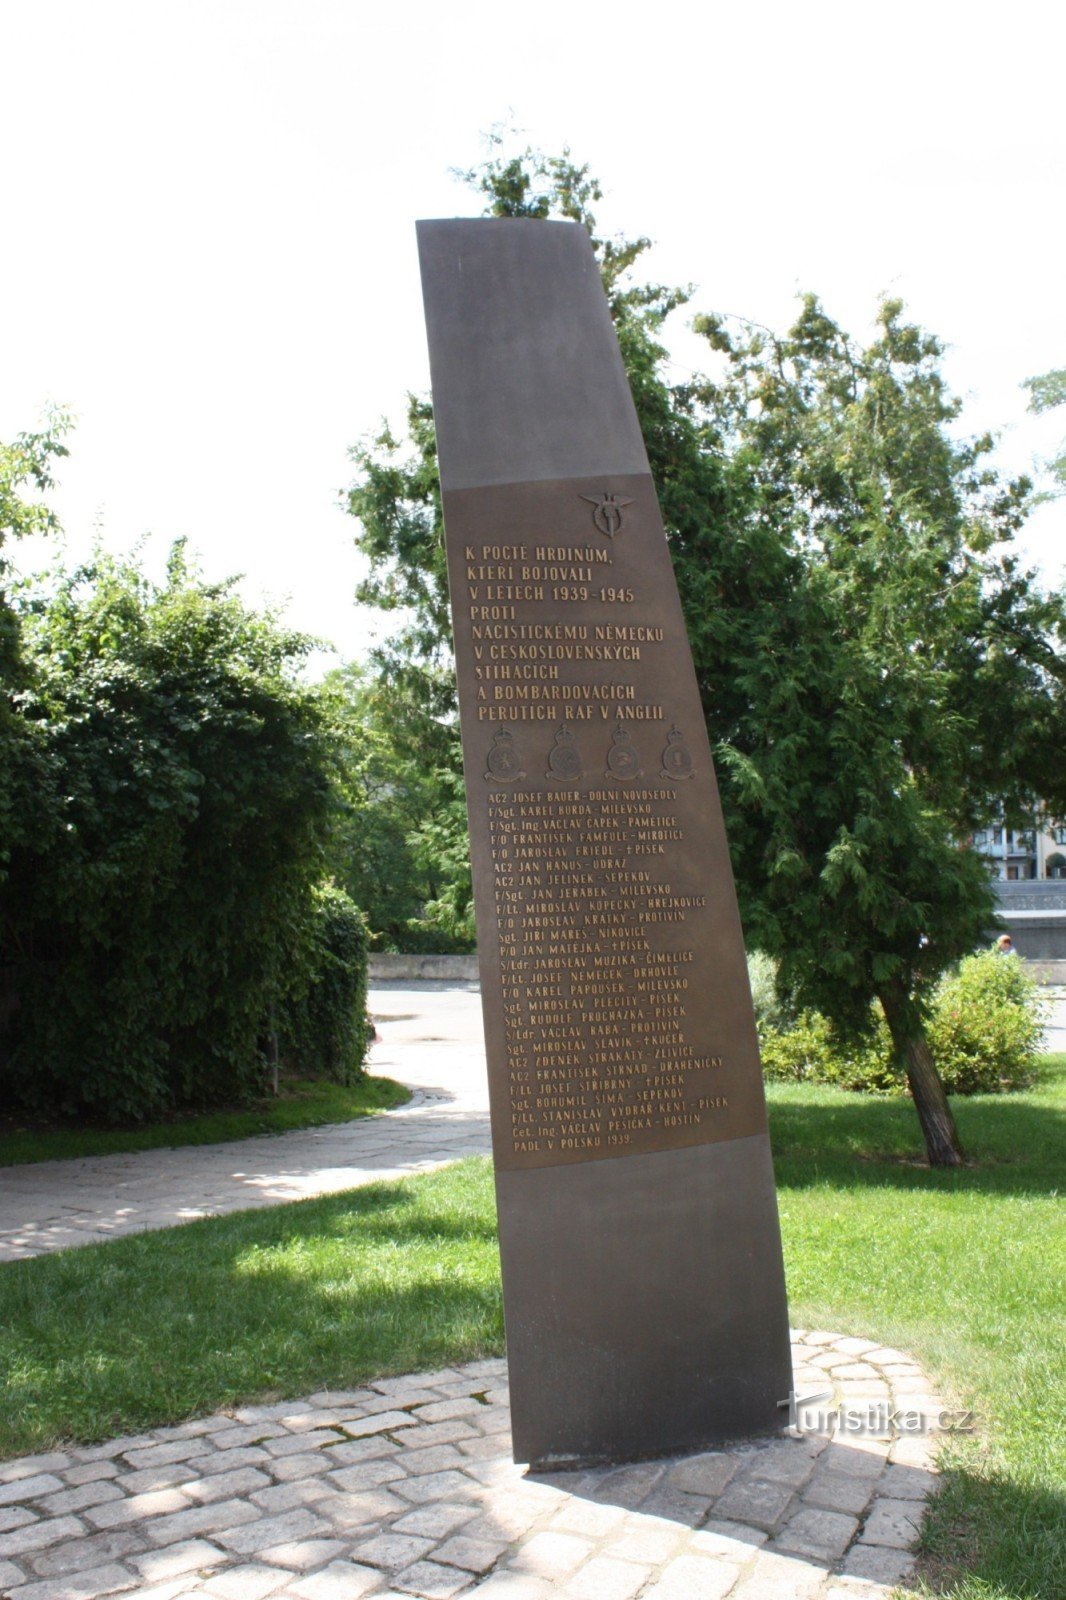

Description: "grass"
0 1160 503 1456
768 1054 1066 1600
0 1059 1063 1598
0 1073 410 1166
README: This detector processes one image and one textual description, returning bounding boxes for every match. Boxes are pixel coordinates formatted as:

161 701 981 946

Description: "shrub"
759 950 1047 1096
758 1008 837 1083
759 1009 900 1094
281 885 370 1084
927 950 1047 1094
0 544 336 1123
320 665 475 953
746 949 794 1036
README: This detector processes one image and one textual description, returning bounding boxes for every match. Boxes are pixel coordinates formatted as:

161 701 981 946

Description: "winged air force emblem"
581 491 635 537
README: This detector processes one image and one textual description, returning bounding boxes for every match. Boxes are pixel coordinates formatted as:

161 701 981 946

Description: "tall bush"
759 1008 898 1094
0 542 336 1122
320 664 474 952
281 884 370 1084
927 950 1047 1094
0 415 70 889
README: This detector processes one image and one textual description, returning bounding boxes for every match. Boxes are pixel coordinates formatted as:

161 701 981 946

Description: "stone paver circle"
0 1330 945 1599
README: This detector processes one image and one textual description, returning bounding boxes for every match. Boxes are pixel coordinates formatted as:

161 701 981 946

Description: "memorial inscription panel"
446 473 767 1172
418 216 792 1466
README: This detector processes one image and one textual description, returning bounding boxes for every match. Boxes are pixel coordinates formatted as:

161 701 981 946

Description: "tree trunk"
877 985 964 1168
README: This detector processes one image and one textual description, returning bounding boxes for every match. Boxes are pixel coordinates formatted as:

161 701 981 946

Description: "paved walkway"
0 1332 943 1600
0 986 490 1264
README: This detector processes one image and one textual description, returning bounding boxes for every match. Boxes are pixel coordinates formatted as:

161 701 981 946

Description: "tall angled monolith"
417 217 792 1468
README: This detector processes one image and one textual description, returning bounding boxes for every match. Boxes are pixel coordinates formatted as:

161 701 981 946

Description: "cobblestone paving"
0 987 490 1263
0 1332 944 1599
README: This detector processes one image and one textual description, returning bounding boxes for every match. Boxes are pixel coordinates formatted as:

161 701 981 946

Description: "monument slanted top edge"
415 216 587 233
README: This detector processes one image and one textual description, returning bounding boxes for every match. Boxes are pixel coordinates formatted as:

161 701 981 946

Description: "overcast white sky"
3 0 1063 670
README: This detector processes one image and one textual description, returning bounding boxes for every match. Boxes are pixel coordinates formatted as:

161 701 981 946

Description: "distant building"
971 810 1066 881
991 879 1066 976
969 807 1066 977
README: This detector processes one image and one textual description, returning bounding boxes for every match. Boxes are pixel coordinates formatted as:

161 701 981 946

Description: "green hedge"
281 885 370 1084
759 1008 899 1093
0 546 344 1124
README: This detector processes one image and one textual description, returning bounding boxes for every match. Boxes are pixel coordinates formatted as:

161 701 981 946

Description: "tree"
320 662 474 949
1024 367 1066 500
682 298 1066 1164
0 411 71 883
344 143 1066 1166
1 535 341 1121
0 408 70 566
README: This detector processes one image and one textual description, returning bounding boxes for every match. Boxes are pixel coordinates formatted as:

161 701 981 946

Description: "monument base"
496 1133 793 1468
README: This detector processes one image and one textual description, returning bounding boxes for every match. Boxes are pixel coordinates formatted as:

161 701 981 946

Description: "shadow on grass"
0 1165 505 1458
205 1177 503 1249
768 1091 1066 1197
916 1456 1066 1600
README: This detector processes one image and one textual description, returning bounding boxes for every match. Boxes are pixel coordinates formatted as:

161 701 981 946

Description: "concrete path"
0 986 491 1264
0 1332 943 1600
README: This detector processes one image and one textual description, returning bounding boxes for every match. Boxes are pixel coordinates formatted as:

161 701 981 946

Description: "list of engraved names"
463 530 730 1160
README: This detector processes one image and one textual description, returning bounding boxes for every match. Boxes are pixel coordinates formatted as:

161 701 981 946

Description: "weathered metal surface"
417 216 791 1465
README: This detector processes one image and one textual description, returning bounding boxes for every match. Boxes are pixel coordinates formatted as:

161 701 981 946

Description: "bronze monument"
417 217 792 1467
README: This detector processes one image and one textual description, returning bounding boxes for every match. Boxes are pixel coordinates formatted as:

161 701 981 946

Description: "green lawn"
0 1060 1062 1599
0 1073 409 1166
768 1057 1066 1599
